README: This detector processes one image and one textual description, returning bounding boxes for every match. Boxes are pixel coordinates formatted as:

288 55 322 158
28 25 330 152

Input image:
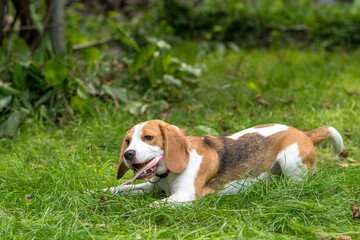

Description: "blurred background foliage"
0 0 359 137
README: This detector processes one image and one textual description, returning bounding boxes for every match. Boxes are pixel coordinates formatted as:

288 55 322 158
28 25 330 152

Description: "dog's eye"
125 139 130 145
144 136 153 141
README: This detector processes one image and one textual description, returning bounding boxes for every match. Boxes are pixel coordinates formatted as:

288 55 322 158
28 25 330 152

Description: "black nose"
124 150 136 161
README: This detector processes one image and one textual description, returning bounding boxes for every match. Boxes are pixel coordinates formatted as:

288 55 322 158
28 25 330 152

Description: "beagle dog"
111 120 344 205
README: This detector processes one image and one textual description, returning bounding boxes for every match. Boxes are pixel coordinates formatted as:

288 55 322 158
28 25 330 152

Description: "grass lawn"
1 44 360 239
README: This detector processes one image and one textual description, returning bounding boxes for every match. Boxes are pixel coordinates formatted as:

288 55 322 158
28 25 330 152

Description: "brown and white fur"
111 120 344 205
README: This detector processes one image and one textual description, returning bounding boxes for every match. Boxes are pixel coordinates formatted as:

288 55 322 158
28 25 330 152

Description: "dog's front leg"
110 182 156 195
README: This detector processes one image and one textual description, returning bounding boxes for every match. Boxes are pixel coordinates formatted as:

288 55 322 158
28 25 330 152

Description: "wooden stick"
73 37 119 51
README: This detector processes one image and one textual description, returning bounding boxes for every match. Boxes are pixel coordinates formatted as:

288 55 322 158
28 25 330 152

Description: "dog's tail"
305 126 346 157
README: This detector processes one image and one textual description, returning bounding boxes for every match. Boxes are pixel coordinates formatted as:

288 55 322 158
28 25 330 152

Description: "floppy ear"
117 139 129 179
160 123 190 174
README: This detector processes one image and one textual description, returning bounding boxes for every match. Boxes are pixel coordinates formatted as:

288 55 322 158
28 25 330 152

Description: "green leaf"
155 55 164 78
163 75 182 88
126 101 148 116
80 47 100 63
101 85 121 107
0 84 20 95
246 81 259 91
148 38 171 52
113 27 139 51
148 61 157 88
44 58 70 91
156 40 171 52
130 45 157 74
32 36 51 65
178 63 201 77
0 95 12 112
13 62 27 90
34 90 53 109
101 85 115 99
20 90 33 112
107 11 118 18
12 38 31 62
0 109 28 138
28 62 44 82
76 86 88 100
71 96 90 114
67 55 76 71
161 54 172 73
74 77 89 99
112 87 128 103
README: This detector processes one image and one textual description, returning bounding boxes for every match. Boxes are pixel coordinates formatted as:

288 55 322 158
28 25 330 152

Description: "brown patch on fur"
305 126 332 146
203 132 283 190
189 136 220 198
159 121 190 174
141 120 165 148
253 123 276 129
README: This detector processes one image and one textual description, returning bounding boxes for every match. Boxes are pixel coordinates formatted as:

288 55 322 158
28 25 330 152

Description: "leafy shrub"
108 24 201 116
309 6 360 48
144 0 360 48
0 25 200 138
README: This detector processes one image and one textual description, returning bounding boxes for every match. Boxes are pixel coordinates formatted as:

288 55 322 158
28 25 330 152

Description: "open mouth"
131 155 163 180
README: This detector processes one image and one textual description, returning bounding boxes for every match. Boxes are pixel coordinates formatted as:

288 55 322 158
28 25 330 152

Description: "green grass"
1 44 360 239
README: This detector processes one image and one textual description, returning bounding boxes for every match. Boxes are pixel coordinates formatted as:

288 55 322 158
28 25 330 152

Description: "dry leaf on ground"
316 232 352 240
255 95 270 106
351 202 360 220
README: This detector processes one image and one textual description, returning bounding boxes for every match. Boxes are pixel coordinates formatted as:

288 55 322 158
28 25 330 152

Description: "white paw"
149 201 162 208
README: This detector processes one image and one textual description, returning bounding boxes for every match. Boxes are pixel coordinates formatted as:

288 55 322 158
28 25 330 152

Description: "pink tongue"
112 155 163 193
136 154 163 177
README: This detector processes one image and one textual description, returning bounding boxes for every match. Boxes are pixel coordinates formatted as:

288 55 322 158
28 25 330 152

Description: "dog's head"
117 120 190 180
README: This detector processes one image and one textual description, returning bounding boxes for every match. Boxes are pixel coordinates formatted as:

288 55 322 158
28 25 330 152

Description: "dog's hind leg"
276 142 315 181
214 171 273 196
